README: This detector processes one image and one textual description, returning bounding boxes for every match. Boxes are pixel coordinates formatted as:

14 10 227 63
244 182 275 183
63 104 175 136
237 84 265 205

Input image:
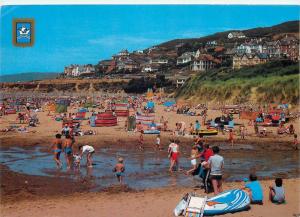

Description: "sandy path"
1 179 299 217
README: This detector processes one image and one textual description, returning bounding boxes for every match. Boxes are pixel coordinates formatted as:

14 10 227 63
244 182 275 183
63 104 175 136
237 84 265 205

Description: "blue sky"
0 5 299 75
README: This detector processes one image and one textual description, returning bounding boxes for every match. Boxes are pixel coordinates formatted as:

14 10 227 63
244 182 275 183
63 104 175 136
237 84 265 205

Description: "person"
229 129 234 147
79 144 95 167
289 124 295 134
207 146 224 195
138 131 144 150
189 123 194 135
168 139 179 172
63 134 74 169
293 134 299 150
155 134 162 150
240 125 246 140
51 134 63 168
194 120 201 134
243 174 263 204
186 147 198 175
269 178 285 204
113 157 125 184
62 124 70 137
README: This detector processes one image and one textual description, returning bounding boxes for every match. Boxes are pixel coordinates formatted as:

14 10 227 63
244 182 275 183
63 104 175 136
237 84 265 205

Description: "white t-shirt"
168 143 178 153
82 145 95 153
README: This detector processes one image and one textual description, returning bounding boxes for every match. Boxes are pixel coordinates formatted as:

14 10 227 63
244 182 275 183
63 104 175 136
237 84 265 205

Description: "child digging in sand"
113 157 125 184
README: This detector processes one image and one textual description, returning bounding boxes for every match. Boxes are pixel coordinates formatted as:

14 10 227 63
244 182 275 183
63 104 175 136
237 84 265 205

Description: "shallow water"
0 145 299 190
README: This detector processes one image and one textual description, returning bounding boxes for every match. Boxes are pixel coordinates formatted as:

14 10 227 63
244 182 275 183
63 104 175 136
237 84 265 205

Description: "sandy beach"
1 102 299 217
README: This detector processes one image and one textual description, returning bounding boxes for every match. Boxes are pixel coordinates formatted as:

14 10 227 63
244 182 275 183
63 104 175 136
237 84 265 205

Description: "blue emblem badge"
13 19 34 47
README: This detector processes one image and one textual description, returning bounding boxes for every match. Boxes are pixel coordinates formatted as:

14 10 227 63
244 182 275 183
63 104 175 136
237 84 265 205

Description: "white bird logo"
17 25 30 39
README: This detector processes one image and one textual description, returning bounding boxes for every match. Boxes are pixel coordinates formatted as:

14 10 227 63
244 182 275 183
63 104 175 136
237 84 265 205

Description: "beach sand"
1 178 299 217
0 103 299 216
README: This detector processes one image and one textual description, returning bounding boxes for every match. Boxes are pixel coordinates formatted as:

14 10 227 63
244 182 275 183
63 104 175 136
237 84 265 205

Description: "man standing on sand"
293 134 299 150
63 134 74 169
51 134 63 168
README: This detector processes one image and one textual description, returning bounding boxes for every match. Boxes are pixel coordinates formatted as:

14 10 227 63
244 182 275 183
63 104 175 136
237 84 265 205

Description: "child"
269 178 285 204
113 157 125 184
155 134 161 150
243 174 263 204
73 153 81 169
186 147 198 175
138 131 144 150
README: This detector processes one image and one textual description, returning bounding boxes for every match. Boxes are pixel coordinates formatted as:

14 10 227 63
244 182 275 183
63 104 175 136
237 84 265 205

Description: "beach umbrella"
163 101 176 107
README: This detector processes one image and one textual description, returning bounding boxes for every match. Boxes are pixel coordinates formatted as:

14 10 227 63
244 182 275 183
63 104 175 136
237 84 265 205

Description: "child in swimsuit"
186 147 198 175
113 157 125 184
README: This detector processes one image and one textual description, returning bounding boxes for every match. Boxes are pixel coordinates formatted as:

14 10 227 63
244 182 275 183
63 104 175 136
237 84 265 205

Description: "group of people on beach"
51 133 95 169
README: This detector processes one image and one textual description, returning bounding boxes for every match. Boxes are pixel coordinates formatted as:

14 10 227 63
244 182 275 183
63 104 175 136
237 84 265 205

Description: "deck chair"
184 196 207 217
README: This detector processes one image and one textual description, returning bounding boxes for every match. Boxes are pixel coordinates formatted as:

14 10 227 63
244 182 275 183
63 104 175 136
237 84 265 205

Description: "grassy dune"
176 60 300 104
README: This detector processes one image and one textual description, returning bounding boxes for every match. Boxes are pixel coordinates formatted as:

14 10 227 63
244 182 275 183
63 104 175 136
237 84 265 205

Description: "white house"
150 57 168 64
236 42 263 54
191 54 220 72
228 32 246 39
177 52 195 65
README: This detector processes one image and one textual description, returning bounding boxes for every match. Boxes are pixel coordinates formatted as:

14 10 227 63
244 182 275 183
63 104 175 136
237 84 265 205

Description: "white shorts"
191 159 197 166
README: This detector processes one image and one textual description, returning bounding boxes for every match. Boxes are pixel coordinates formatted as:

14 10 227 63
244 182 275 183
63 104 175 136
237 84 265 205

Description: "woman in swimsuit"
52 134 63 168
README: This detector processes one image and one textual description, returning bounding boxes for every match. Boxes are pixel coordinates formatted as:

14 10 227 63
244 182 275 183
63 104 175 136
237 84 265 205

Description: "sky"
0 5 299 75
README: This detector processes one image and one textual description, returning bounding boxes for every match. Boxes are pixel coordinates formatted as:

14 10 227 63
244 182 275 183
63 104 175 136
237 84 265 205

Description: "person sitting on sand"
243 174 263 204
269 178 285 204
51 134 63 168
113 157 125 184
79 144 95 167
63 134 74 169
186 146 198 175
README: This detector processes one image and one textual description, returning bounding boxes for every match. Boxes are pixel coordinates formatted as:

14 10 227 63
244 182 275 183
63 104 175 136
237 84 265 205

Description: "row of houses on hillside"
64 64 95 77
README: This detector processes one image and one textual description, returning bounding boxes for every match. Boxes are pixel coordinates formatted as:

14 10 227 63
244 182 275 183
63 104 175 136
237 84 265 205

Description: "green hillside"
156 20 299 51
176 60 300 105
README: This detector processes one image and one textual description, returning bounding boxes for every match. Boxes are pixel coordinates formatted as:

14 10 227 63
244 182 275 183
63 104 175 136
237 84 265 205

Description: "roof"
194 54 221 64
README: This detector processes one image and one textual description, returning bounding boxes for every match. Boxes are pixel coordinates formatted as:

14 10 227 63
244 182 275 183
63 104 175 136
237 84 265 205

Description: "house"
112 49 130 60
142 63 159 73
232 53 268 69
236 42 263 54
116 58 139 71
228 32 246 39
195 48 206 58
262 41 281 58
150 57 168 64
280 35 299 61
191 54 221 72
175 76 189 88
206 40 218 46
177 52 195 65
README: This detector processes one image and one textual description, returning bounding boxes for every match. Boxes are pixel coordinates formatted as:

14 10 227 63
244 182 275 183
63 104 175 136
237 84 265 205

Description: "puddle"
0 145 299 190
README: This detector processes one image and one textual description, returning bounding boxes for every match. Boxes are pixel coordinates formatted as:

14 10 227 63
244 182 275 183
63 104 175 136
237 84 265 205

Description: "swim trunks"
116 172 123 177
64 147 72 155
